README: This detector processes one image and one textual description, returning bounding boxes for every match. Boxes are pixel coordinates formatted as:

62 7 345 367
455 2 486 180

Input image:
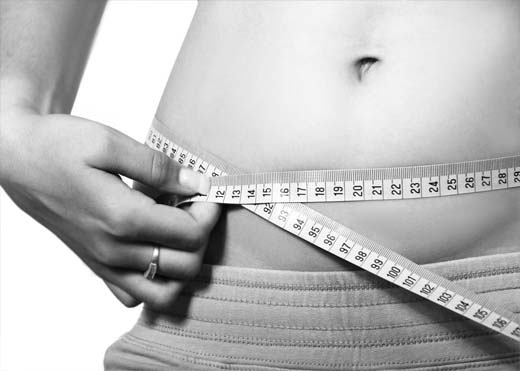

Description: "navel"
354 56 381 82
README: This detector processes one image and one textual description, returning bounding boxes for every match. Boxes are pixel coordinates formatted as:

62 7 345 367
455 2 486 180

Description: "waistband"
108 252 520 370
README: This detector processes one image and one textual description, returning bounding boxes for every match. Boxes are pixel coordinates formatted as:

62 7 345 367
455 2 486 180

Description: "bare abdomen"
156 1 520 270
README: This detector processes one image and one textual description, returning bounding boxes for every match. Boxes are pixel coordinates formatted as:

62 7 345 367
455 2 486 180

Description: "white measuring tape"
146 120 520 342
186 156 520 205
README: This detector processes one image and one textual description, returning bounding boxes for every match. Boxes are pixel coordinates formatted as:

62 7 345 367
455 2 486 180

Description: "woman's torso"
156 0 520 271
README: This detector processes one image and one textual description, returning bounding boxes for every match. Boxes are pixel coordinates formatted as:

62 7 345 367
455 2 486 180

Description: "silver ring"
144 247 160 280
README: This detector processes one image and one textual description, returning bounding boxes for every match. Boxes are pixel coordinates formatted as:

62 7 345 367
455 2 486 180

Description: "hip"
105 252 520 370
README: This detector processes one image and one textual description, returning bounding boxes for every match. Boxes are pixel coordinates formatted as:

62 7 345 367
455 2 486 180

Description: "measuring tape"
146 119 520 342
185 156 520 205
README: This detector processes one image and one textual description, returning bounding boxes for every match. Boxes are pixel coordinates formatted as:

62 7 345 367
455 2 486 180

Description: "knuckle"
184 234 204 251
105 206 136 238
149 150 170 189
93 246 120 266
182 254 203 278
184 225 208 251
84 126 115 163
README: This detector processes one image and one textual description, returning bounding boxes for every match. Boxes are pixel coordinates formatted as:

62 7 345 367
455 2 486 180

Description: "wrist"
0 107 39 185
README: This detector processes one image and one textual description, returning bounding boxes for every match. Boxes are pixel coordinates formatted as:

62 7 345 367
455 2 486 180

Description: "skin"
0 1 220 310
1 0 519 313
158 0 520 270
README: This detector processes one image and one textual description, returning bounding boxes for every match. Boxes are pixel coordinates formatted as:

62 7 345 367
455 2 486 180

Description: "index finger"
96 128 210 196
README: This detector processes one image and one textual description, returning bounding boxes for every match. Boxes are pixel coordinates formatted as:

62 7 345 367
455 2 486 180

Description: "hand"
0 109 221 311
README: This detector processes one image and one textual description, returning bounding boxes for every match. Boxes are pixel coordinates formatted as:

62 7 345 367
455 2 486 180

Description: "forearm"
0 0 106 115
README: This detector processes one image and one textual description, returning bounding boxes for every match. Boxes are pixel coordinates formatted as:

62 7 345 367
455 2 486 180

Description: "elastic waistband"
142 252 520 332
192 251 520 295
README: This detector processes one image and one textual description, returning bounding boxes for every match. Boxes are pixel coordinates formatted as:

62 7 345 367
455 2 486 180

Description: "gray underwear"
104 252 520 370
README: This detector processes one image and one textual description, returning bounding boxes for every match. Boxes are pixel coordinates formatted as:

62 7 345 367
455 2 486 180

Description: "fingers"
131 201 221 250
96 129 210 196
89 176 218 283
104 281 141 308
184 201 222 232
81 136 222 311
88 130 221 251
93 171 220 251
94 261 186 312
97 241 207 280
91 238 205 311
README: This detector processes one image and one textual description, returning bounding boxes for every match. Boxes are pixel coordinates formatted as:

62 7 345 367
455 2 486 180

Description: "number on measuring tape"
440 174 458 196
383 179 403 200
458 173 476 194
308 182 327 202
492 169 508 190
509 167 520 186
364 254 388 274
403 178 422 199
364 179 384 200
396 270 421 290
330 237 356 258
326 181 346 202
285 212 308 235
422 176 441 198
345 180 364 201
300 221 324 243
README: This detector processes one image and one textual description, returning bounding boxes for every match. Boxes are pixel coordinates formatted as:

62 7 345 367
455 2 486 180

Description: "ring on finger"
144 246 160 280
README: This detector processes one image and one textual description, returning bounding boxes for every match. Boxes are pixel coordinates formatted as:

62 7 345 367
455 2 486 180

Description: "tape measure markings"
185 157 519 205
146 122 520 342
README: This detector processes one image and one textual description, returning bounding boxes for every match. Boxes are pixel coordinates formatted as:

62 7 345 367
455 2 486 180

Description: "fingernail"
179 168 211 195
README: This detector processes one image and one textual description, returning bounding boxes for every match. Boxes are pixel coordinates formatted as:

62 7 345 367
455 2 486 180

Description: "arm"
0 0 105 114
0 1 220 310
